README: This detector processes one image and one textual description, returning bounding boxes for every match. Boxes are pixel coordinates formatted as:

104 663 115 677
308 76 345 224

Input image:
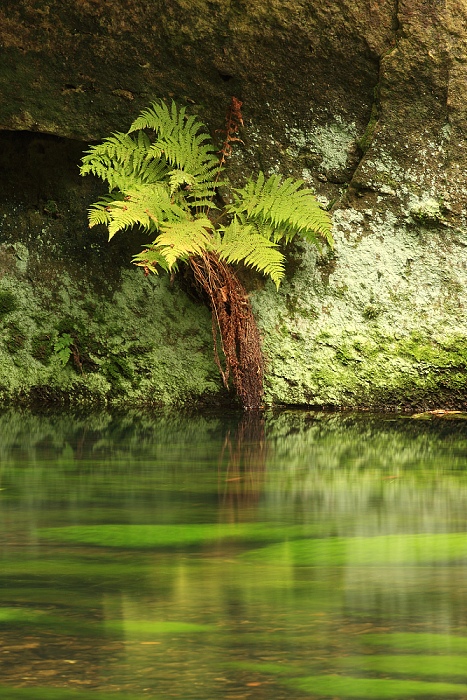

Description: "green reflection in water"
0 688 143 700
285 675 467 698
244 533 467 566
106 620 213 636
39 523 320 548
227 661 467 697
339 655 467 678
1 409 467 699
227 660 299 675
0 607 103 637
0 556 152 594
361 632 467 652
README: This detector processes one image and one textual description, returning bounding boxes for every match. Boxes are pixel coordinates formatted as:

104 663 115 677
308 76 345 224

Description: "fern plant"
80 99 332 408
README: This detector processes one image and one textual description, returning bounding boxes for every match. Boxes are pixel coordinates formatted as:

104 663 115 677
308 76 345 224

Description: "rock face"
1 0 467 408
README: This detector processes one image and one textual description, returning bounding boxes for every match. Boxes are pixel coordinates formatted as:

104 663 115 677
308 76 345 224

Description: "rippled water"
1 408 467 699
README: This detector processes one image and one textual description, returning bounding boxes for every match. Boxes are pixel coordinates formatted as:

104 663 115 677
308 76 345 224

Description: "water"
2 408 467 699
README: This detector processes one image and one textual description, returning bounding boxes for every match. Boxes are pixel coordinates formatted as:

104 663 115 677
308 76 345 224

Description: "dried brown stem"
217 96 244 169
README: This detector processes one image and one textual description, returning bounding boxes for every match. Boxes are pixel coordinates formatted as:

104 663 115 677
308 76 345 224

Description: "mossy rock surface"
1 2 467 408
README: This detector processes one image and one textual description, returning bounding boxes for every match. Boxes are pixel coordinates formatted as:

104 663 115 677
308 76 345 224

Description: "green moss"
30 333 53 364
410 197 445 225
362 303 382 320
126 342 153 356
335 344 361 365
0 290 17 318
398 335 467 368
0 260 224 407
4 321 27 353
102 355 134 383
43 199 59 217
357 99 379 154
258 301 467 406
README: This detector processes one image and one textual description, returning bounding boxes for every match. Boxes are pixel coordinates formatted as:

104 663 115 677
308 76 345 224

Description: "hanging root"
189 252 264 410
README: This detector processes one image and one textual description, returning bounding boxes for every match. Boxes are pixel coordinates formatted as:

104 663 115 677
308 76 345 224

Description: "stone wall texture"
1 0 467 408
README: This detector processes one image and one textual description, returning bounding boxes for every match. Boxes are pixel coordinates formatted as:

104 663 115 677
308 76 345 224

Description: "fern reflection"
218 410 267 520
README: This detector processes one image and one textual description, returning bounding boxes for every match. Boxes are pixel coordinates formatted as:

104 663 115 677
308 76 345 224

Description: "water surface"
1 408 467 699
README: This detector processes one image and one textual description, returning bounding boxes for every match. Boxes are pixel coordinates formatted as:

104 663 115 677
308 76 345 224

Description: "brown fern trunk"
189 252 264 410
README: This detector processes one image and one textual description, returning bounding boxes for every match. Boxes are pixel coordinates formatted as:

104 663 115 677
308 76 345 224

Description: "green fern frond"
88 207 111 228
81 99 332 291
81 133 136 169
129 100 220 193
83 100 221 215
214 219 285 288
230 172 333 246
136 157 170 185
151 217 215 269
132 247 172 274
128 100 179 136
90 184 188 241
168 169 196 196
88 194 124 228
247 217 277 242
80 131 171 195
82 133 143 174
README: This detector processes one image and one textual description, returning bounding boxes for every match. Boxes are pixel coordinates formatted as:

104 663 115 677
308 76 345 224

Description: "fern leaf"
88 207 111 228
132 247 172 274
80 98 223 246
91 183 188 240
80 131 170 192
229 172 332 246
128 100 174 134
87 194 124 228
168 169 196 196
81 100 333 282
127 183 188 221
152 217 214 269
131 100 220 186
214 219 285 288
